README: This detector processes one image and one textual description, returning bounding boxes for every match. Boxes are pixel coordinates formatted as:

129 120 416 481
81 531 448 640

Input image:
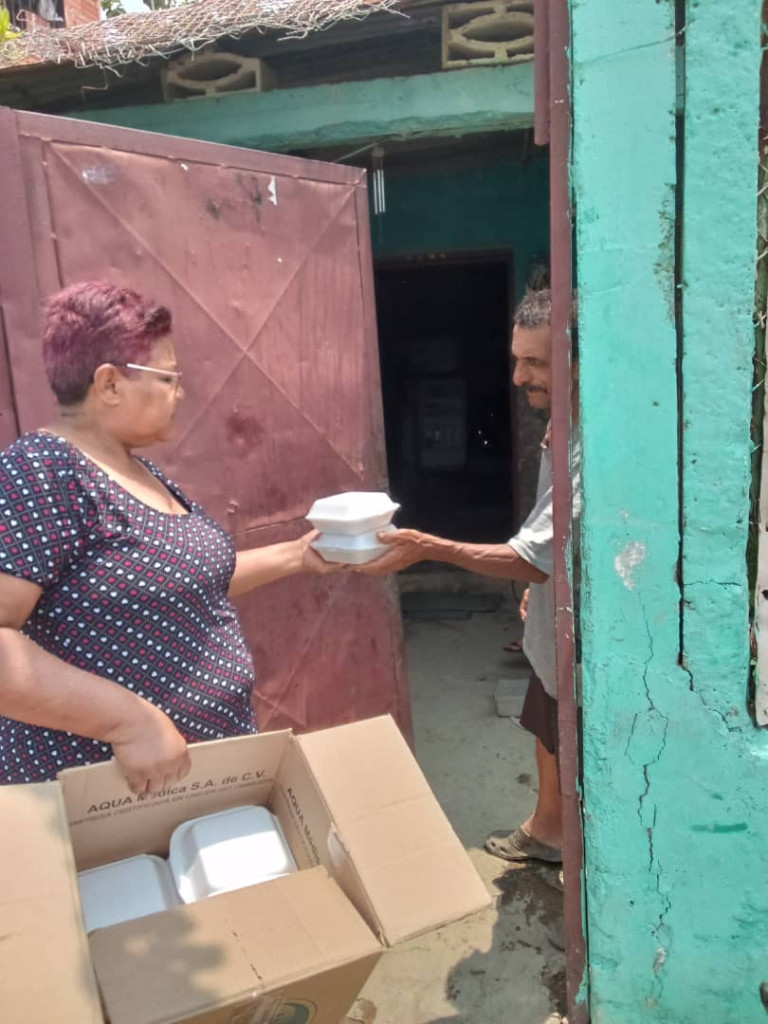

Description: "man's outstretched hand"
353 528 430 576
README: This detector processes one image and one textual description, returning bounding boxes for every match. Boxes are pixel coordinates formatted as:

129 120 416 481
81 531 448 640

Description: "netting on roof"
0 0 401 71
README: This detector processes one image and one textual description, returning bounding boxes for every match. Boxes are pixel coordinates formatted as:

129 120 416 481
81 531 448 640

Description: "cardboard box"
0 715 492 1024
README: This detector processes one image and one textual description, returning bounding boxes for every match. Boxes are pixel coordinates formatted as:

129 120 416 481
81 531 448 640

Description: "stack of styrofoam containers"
169 805 298 903
307 491 400 565
77 855 181 932
76 805 297 933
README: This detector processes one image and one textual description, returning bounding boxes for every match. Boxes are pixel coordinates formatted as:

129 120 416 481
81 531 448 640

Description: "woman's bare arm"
0 571 190 794
228 530 345 598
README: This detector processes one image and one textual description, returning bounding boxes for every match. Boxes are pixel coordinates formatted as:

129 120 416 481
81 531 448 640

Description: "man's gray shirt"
507 437 581 698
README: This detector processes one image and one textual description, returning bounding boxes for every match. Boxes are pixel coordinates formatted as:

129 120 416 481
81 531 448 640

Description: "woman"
0 281 339 794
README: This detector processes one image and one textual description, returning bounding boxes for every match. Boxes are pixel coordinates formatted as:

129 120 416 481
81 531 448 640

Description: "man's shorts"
519 672 559 755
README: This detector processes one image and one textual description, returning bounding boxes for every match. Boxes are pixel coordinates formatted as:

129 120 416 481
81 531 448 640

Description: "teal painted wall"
70 65 535 152
574 0 766 1020
370 155 549 296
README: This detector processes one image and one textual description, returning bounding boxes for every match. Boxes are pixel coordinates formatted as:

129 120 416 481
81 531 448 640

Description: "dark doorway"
375 257 515 542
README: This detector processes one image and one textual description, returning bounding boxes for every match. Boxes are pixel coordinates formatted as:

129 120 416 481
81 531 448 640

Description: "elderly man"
359 287 579 863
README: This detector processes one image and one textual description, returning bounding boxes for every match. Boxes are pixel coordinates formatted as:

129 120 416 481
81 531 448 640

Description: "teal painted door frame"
573 1 767 1021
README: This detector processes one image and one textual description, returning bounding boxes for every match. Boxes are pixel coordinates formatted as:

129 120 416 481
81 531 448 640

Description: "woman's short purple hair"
42 281 172 406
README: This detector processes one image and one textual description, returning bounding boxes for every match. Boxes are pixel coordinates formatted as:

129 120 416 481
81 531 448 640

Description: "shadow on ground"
427 863 566 1024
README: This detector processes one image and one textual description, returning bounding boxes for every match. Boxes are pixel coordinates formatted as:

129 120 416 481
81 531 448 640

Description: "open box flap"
59 730 292 869
273 734 381 939
0 781 103 1023
89 866 382 1024
295 716 493 946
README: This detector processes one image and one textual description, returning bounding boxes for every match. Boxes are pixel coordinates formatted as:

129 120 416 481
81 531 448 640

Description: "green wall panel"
575 0 768 1019
70 65 535 152
370 156 549 296
677 0 768 1016
681 2 759 711
573 0 687 1019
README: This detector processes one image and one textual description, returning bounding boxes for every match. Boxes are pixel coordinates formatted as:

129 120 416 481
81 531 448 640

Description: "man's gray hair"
514 287 579 356
514 288 552 330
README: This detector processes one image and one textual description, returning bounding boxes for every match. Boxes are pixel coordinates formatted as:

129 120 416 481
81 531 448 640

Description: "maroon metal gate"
0 106 411 738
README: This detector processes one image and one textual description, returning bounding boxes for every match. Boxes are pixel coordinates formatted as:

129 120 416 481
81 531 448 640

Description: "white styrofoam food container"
77 854 180 933
311 525 395 565
169 804 298 903
306 491 400 536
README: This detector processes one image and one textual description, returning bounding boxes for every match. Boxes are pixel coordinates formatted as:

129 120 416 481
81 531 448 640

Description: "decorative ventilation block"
163 50 276 102
442 1 534 70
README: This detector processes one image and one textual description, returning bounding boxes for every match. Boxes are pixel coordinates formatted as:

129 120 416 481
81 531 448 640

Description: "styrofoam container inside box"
77 854 180 933
306 491 400 536
169 804 298 903
312 525 395 565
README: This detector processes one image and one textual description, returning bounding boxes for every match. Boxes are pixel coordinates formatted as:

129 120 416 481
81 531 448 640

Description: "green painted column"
573 0 682 1018
677 0 767 1014
574 0 768 1019
681 3 759 715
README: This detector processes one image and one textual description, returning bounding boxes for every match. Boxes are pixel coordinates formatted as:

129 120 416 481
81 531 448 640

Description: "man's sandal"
485 826 562 864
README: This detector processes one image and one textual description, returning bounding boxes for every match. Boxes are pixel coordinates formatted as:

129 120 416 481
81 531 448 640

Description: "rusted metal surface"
0 106 411 740
533 0 550 146
0 108 34 447
546 0 589 1020
0 310 19 451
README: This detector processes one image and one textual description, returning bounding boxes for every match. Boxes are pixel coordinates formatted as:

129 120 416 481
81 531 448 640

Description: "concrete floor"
347 589 567 1024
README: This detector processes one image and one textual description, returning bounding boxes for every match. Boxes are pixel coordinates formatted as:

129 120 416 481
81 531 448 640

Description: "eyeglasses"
116 363 183 387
